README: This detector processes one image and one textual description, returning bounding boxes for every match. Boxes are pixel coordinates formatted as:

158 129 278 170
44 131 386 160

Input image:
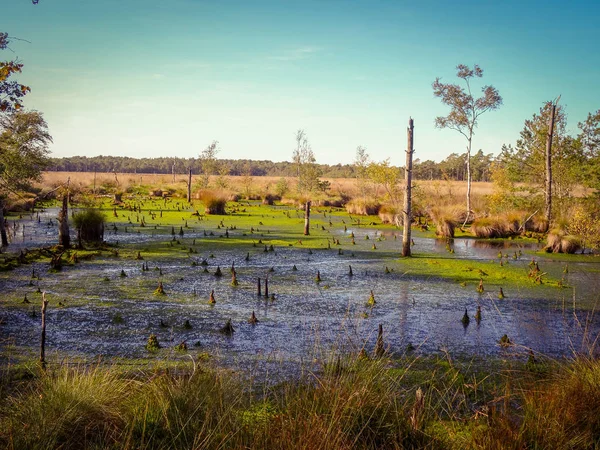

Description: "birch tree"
432 64 502 222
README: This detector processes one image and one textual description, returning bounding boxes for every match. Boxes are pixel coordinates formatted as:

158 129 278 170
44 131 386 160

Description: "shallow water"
1 207 599 370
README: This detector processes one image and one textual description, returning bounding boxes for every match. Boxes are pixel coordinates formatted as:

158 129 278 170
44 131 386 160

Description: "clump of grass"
471 216 511 238
430 207 459 238
524 214 549 233
378 203 401 226
198 190 227 215
346 199 381 216
545 225 582 254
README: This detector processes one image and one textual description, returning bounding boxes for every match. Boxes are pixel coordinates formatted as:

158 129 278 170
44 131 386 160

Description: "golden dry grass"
40 172 496 203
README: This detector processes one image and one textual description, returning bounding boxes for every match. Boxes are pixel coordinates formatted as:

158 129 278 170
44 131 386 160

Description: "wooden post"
304 201 311 236
402 118 414 257
172 162 176 183
257 277 261 296
545 101 556 228
40 292 49 369
0 198 8 247
187 167 192 204
58 179 71 248
264 277 269 298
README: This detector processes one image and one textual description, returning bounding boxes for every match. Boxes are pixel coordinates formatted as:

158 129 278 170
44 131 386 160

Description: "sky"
2 0 600 166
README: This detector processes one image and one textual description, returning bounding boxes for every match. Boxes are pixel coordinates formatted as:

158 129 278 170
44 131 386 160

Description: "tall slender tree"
432 64 502 223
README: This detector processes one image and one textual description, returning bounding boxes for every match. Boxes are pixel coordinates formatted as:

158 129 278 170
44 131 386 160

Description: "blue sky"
3 0 599 165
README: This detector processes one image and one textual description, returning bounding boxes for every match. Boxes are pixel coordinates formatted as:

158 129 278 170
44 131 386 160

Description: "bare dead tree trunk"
58 191 70 248
402 118 414 257
187 167 192 204
464 136 473 226
172 162 176 183
304 201 311 236
40 292 49 370
0 198 8 247
545 102 556 227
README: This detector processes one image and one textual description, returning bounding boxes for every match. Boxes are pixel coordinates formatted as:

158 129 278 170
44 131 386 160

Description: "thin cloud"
268 46 323 61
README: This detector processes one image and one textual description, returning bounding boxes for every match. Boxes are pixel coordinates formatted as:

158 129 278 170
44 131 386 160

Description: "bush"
72 209 105 244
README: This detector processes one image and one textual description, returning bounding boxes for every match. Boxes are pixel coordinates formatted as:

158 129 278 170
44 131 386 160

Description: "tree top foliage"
432 64 502 140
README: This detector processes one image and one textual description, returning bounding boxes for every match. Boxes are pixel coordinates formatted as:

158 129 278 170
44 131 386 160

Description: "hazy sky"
3 0 600 165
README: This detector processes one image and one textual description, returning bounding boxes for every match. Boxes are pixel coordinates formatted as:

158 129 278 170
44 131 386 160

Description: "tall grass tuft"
346 199 381 216
430 207 459 238
197 190 227 215
545 223 581 254
470 216 511 238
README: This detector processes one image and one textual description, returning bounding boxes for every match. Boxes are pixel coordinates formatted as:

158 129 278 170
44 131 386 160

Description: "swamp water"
1 205 599 373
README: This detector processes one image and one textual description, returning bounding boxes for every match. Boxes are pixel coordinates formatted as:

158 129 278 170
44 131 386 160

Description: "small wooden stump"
220 319 235 335
461 309 470 327
248 311 259 324
146 334 160 351
367 290 376 306
154 281 166 295
477 279 484 294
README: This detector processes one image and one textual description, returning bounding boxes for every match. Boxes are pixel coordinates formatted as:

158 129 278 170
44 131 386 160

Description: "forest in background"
48 151 496 182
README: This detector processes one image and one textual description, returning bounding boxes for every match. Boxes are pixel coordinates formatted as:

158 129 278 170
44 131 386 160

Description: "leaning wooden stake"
40 292 49 370
304 201 311 236
402 118 414 257
374 324 385 357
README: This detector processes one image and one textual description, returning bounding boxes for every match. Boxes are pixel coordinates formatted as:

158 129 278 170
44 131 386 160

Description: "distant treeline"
48 151 495 181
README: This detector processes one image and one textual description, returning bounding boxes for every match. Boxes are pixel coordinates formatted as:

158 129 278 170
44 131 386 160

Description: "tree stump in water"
154 281 166 295
248 311 259 324
220 319 235 335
